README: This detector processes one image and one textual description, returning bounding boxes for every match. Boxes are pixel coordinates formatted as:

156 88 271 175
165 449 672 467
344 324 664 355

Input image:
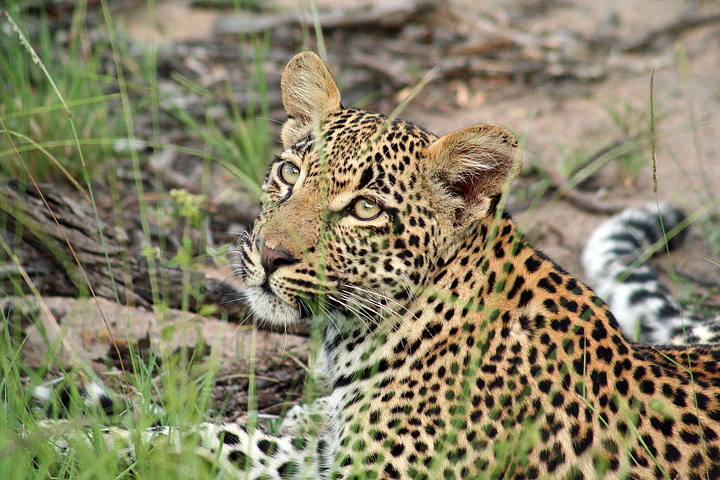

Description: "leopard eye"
278 161 301 185
353 197 382 220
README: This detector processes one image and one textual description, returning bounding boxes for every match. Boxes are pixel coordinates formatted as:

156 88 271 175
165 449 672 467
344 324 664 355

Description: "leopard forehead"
273 108 437 196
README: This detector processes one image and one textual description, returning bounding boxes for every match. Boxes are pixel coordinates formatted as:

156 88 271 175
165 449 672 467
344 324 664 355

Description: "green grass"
0 331 221 480
0 3 269 476
0 0 291 474
169 36 273 195
0 7 123 183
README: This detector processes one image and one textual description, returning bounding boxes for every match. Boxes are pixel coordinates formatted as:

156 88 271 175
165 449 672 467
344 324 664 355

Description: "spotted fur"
38 53 720 479
32 380 124 419
31 378 165 423
583 204 720 344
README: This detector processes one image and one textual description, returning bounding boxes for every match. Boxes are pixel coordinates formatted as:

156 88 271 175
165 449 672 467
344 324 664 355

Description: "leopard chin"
243 286 304 326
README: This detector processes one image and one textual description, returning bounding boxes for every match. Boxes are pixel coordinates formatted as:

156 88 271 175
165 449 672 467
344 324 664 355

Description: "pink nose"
256 238 296 275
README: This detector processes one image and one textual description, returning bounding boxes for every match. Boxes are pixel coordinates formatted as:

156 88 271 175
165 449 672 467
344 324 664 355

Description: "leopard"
35 52 720 480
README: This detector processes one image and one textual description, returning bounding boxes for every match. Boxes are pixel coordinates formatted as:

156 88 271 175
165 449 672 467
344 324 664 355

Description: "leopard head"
236 52 522 328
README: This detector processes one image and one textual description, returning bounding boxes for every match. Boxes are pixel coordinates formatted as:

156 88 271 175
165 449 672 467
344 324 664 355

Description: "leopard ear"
426 125 522 221
280 52 342 148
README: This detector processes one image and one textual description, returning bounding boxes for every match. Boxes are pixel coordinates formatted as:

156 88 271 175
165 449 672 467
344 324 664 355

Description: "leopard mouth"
241 254 346 325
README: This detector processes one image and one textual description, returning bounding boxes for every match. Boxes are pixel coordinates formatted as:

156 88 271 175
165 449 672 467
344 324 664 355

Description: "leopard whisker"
336 290 406 335
335 293 376 332
341 285 416 332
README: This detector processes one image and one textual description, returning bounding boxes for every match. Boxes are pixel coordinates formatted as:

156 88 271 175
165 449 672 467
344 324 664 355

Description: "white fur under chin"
244 286 302 325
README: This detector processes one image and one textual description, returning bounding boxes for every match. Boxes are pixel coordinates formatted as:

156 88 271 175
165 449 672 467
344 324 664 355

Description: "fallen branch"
527 134 642 214
542 167 627 214
567 134 640 178
0 179 244 318
620 12 720 52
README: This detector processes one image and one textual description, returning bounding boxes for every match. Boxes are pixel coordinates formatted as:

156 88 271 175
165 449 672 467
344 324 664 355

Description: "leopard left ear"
426 125 522 221
280 52 342 148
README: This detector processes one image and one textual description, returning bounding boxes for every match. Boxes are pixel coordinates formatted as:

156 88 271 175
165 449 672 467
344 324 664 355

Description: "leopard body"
39 52 720 480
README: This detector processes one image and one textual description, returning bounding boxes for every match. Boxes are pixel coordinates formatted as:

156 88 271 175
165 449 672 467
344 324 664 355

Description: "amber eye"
353 197 382 220
279 161 301 185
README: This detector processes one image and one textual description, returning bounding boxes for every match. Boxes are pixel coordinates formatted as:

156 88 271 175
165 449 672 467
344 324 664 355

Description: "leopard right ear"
280 52 342 148
425 125 522 222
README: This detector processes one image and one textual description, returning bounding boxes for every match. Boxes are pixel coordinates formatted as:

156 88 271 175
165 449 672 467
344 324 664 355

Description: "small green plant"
167 188 217 314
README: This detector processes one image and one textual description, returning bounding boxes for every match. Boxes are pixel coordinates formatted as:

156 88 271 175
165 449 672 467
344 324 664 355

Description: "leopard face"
236 56 519 329
238 112 442 326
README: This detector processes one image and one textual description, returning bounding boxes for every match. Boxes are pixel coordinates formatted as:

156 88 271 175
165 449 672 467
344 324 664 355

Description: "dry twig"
541 167 627 214
619 12 720 52
215 0 439 36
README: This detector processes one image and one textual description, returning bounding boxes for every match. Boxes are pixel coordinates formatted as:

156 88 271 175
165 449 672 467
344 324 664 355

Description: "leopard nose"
256 238 297 276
